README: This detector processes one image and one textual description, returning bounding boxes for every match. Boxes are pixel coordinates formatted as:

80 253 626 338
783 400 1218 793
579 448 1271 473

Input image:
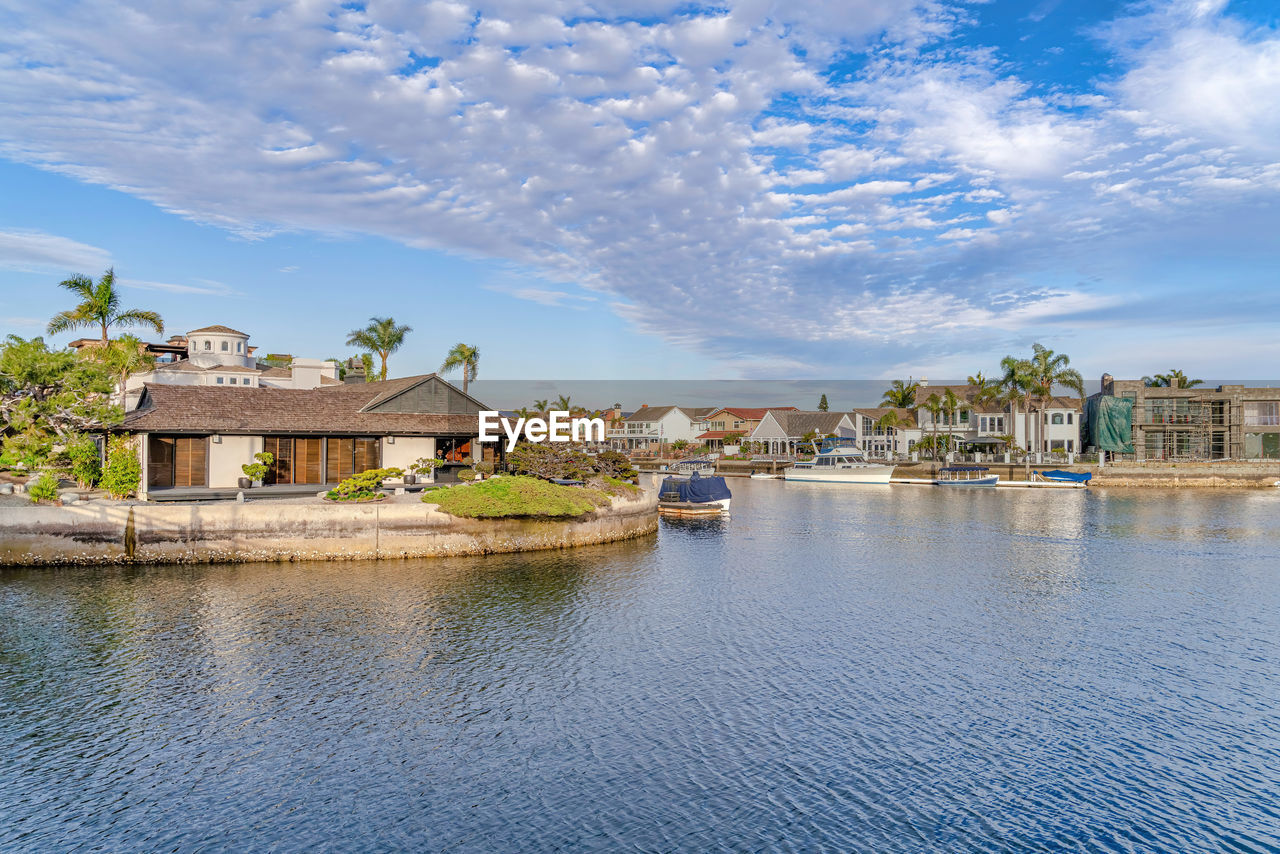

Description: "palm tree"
941 388 961 458
1144 369 1204 389
439 342 479 393
1029 343 1085 460
876 410 902 458
1000 355 1036 479
923 393 942 461
47 268 163 344
346 317 411 382
533 399 549 413
554 393 572 412
967 371 1001 409
881 379 918 409
93 334 156 404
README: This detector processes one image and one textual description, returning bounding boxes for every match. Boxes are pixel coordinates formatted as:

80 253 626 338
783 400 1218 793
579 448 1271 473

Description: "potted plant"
240 451 273 489
406 456 441 485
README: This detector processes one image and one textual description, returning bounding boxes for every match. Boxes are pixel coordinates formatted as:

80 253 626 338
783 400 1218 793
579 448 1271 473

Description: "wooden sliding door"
294 438 324 484
354 438 380 473
147 435 206 487
327 438 355 482
263 436 293 484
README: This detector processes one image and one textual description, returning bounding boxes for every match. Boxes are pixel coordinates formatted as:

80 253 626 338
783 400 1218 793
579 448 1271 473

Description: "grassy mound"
423 475 611 519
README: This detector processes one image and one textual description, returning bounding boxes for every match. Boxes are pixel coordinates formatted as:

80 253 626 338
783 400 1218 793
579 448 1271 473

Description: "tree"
47 268 163 344
533 399 549 413
0 336 118 469
1029 343 1085 460
938 388 961 458
554 393 573 413
440 342 480 393
881 379 918 408
346 317 411 382
92 334 156 405
923 393 942 460
876 410 902 458
817 394 829 412
1000 355 1036 479
1143 369 1204 389
968 371 1001 409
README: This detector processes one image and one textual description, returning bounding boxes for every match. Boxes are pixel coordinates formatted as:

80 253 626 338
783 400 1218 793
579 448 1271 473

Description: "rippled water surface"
4 481 1280 851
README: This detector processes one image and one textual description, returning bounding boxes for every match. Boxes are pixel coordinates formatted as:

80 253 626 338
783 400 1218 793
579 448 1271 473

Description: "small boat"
749 472 780 480
659 471 731 515
934 466 998 486
1036 469 1092 484
784 439 895 485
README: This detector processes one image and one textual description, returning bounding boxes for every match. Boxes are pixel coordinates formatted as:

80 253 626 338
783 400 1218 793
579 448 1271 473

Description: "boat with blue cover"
1036 469 1092 484
658 471 732 515
934 466 999 486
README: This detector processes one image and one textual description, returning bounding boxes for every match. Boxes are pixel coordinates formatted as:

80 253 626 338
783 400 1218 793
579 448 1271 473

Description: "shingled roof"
187 324 249 336
121 374 481 436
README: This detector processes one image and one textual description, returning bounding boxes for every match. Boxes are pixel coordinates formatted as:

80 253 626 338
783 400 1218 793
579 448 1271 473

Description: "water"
3 481 1280 851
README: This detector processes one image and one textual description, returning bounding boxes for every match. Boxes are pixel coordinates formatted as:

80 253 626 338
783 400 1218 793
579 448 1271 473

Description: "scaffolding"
1135 396 1229 460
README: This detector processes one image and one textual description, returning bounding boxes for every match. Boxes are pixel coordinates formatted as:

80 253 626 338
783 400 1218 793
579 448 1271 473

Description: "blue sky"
1 0 1277 381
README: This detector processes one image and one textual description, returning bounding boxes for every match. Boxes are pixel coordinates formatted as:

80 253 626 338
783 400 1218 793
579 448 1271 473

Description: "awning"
964 437 1007 445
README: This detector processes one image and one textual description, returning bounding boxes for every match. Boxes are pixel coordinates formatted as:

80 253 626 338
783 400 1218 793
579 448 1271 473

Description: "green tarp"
1085 395 1134 453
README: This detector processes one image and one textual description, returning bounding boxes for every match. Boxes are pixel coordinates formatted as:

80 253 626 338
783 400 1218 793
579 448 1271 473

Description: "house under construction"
1087 375 1280 461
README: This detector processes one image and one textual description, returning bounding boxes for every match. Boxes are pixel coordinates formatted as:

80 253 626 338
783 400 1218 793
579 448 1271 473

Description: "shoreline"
0 490 659 567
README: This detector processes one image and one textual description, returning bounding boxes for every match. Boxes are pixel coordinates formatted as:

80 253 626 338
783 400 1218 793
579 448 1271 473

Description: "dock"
890 477 1086 488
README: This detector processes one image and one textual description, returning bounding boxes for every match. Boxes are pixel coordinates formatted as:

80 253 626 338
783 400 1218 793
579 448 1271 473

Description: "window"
1067 413 1073 424
221 341 229 352
1051 414 1064 425
204 340 211 350
236 342 243 353
1244 402 1280 426
216 377 224 384
959 410 969 424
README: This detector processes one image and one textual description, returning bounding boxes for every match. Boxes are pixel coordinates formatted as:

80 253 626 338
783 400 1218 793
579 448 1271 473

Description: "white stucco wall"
380 436 436 477
209 435 263 488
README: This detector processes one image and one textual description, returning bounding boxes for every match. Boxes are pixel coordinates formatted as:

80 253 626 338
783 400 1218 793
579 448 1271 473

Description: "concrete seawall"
0 491 659 566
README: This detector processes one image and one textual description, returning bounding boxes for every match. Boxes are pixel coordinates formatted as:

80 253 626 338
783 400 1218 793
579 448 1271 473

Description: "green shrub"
325 467 403 501
602 476 641 497
455 467 476 481
65 434 102 488
27 471 60 503
100 436 141 500
474 461 494 476
423 475 609 519
595 450 637 480
242 451 274 483
507 442 593 480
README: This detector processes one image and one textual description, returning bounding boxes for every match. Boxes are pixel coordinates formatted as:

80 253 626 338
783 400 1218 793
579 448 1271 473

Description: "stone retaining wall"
0 491 659 566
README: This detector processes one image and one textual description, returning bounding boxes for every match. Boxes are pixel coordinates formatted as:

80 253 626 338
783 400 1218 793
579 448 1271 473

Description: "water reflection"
3 482 1279 851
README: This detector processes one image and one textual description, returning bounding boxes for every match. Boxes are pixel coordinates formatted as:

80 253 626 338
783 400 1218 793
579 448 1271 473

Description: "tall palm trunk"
1023 398 1031 480
101 321 109 344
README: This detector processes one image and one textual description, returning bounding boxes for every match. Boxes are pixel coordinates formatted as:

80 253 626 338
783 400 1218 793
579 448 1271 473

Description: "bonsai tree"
241 451 273 486
409 457 441 479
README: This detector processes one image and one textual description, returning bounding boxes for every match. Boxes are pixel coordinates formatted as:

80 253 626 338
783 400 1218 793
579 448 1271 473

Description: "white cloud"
119 278 241 296
0 229 111 273
0 1 1276 373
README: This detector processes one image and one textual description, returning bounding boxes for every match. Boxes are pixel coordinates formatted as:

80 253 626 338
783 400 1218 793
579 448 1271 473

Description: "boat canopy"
1037 469 1093 483
660 471 732 503
939 466 989 472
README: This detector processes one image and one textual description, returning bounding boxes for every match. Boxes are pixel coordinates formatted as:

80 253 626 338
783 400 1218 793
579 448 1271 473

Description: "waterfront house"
608 405 708 451
849 408 921 458
748 410 856 455
1088 375 1280 460
910 382 1081 457
74 325 343 410
697 406 798 450
120 373 488 497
